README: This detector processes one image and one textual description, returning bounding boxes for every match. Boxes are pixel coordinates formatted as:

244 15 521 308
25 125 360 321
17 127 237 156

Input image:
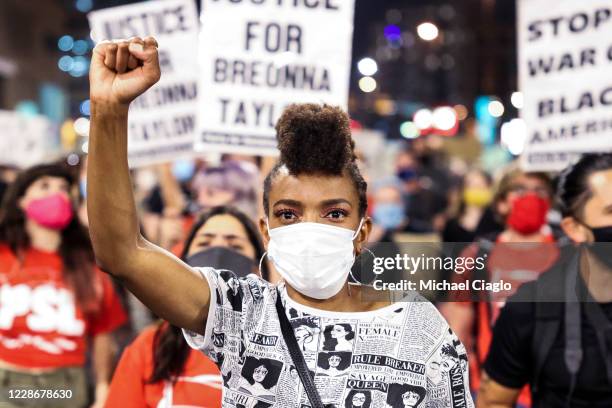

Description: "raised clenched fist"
90 36 161 106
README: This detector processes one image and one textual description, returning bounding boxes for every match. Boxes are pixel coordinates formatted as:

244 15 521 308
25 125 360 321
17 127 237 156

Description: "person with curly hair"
238 358 282 402
87 36 473 408
317 352 351 377
386 383 426 408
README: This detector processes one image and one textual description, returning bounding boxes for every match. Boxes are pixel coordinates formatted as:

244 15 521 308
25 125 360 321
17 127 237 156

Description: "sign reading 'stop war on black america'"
518 0 612 171
88 0 199 168
196 0 355 156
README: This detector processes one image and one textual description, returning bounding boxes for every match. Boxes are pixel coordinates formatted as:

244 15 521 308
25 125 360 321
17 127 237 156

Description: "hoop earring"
258 251 268 278
350 247 377 287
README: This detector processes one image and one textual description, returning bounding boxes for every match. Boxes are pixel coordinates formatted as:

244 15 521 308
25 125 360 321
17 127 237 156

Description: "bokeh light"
432 106 457 131
413 108 433 129
75 0 93 13
61 119 77 149
58 56 74 72
501 118 527 155
358 76 377 93
384 25 402 41
58 35 74 52
74 117 90 137
357 58 378 76
72 40 89 55
511 91 524 109
67 153 80 166
69 56 89 77
80 99 91 116
453 104 468 120
417 22 439 41
400 121 420 139
487 100 504 118
374 98 397 116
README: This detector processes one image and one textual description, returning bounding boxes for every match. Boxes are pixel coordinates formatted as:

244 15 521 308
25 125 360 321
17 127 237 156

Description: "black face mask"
591 225 612 243
588 225 612 269
186 247 255 278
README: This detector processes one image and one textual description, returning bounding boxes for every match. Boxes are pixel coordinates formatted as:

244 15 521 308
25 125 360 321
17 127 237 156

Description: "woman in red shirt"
0 163 127 407
106 206 272 408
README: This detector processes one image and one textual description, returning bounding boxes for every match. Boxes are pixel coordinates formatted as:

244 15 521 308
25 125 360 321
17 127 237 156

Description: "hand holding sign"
90 37 161 106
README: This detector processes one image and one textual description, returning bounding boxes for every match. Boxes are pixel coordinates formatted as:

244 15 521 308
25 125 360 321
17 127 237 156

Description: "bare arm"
87 37 209 333
476 371 521 408
157 163 186 216
439 302 474 352
90 333 114 408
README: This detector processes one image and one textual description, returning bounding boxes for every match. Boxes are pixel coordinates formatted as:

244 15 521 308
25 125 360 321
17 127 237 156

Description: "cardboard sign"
88 0 199 167
195 0 355 156
518 0 612 171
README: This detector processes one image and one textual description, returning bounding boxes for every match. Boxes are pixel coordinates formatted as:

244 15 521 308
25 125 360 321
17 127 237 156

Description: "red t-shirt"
105 324 222 408
0 244 127 368
449 235 559 406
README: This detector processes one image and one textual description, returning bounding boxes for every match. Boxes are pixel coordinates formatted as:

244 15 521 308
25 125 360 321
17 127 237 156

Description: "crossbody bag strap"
564 253 583 407
275 289 325 408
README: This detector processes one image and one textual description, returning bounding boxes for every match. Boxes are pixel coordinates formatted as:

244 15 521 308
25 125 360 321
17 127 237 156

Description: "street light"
358 76 377 93
357 58 378 76
511 92 524 109
432 107 457 131
417 22 439 41
487 100 504 118
414 108 433 129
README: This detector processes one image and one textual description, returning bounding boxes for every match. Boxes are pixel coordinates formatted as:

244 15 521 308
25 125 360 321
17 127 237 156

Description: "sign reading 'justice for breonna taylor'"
195 0 355 156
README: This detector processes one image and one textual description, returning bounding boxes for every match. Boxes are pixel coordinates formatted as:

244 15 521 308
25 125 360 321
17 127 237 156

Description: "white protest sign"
0 111 57 168
351 128 389 180
518 0 612 171
195 0 355 156
88 0 199 168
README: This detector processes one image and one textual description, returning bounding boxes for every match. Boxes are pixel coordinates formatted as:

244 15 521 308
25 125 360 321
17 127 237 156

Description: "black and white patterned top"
183 268 474 408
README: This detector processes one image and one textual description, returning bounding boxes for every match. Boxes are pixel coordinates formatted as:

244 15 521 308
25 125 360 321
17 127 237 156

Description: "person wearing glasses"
344 390 371 408
441 168 560 407
479 154 612 406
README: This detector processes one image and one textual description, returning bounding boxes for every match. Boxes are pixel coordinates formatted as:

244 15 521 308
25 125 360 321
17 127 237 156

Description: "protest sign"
0 111 57 168
88 0 199 167
518 0 612 171
195 0 355 156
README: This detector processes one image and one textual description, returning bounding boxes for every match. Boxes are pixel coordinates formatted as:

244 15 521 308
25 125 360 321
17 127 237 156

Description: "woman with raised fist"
87 37 473 408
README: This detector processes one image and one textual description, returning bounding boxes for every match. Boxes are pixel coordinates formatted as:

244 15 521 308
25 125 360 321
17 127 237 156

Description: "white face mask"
266 219 364 300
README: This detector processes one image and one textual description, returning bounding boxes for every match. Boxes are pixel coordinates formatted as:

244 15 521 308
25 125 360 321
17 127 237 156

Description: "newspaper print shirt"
183 268 474 408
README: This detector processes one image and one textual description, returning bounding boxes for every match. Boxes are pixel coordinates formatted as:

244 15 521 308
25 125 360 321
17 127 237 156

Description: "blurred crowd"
0 136 610 408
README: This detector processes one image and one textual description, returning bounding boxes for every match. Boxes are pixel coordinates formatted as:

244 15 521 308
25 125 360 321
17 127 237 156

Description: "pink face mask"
24 193 74 230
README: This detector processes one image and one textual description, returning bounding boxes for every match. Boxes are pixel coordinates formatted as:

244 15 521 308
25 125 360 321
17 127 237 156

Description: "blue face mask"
396 167 418 182
373 203 405 230
172 160 196 182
